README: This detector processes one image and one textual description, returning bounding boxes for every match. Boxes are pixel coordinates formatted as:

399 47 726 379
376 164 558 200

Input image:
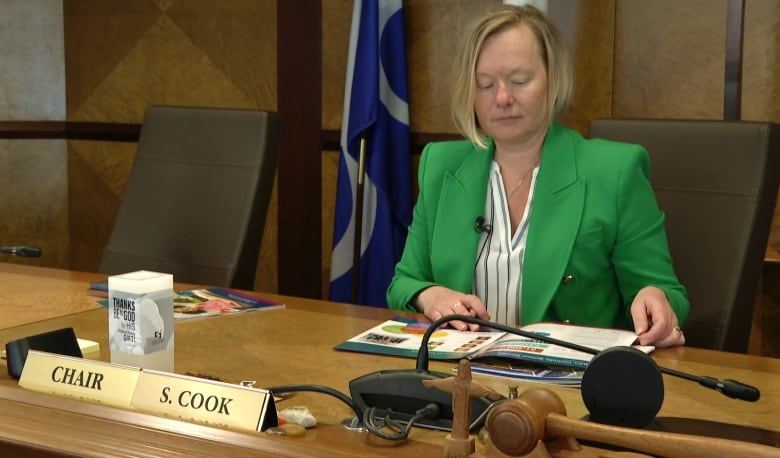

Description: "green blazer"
386 123 689 330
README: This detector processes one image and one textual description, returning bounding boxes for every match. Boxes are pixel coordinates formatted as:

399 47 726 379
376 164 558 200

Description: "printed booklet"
334 317 652 384
90 281 284 320
172 288 284 320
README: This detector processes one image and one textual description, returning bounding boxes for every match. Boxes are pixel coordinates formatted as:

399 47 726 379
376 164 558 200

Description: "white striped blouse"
473 160 539 326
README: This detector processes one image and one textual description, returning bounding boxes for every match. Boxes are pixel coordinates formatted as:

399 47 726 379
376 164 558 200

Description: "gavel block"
474 388 779 458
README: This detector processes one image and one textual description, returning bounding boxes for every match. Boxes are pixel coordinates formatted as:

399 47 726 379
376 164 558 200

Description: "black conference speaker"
580 346 664 429
5 327 83 379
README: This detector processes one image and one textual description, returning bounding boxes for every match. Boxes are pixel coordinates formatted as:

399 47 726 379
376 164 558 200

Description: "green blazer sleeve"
386 140 490 311
387 123 690 331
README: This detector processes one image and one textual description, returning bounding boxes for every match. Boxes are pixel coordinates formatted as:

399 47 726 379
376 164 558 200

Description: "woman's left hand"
630 286 685 347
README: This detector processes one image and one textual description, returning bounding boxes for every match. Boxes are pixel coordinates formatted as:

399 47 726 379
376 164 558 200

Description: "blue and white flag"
329 0 412 307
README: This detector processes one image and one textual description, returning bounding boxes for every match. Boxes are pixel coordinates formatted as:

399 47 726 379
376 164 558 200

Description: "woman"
386 5 689 347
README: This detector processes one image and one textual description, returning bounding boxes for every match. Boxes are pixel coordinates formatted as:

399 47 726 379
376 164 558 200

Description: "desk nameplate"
133 370 278 433
18 350 140 408
17 351 278 433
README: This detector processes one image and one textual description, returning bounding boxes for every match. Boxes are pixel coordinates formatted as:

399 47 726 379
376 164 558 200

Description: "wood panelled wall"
2 0 779 300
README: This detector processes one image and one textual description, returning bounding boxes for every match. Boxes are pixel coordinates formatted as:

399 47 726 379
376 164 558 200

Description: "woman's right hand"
414 285 490 331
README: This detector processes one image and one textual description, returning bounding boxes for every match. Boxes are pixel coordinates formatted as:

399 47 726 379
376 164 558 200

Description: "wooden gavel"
484 388 778 458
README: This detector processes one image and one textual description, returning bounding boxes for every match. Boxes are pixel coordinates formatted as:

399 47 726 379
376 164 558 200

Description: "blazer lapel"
434 144 493 292
523 125 585 323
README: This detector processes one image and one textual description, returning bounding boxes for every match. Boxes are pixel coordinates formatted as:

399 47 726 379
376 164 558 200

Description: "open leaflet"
334 316 653 384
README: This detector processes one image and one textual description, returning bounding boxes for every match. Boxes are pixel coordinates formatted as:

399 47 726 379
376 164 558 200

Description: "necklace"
506 160 540 198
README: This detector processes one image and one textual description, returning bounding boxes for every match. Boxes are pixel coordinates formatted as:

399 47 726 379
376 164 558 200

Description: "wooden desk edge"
0 385 402 458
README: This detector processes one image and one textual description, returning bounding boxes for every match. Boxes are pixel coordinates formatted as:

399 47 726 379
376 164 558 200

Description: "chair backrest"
589 119 780 353
99 106 280 290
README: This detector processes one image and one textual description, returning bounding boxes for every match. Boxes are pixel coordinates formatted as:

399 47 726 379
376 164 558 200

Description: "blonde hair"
451 5 573 149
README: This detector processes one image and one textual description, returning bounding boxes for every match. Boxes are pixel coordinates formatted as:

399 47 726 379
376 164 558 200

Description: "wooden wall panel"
0 140 69 267
321 149 339 298
322 0 352 132
613 0 727 119
277 0 322 297
404 0 503 133
741 0 780 124
561 0 615 134
742 1 780 254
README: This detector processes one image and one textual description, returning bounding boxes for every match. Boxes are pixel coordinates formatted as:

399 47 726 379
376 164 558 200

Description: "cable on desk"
362 403 441 441
267 384 442 440
267 384 363 420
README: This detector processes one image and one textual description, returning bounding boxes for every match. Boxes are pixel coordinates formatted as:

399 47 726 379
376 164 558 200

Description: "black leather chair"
99 106 280 290
589 119 780 353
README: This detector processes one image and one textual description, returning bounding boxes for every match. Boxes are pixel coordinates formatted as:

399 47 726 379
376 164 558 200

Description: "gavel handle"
546 413 778 458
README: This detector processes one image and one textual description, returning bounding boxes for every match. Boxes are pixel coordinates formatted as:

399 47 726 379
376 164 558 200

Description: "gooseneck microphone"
415 315 760 428
0 246 42 257
664 367 761 402
474 216 492 233
416 316 596 371
415 315 760 402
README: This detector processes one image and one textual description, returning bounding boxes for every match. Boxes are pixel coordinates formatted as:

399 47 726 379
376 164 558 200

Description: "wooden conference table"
1 263 779 457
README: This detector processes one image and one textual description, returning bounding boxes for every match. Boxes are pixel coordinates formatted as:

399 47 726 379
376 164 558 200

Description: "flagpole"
351 133 367 303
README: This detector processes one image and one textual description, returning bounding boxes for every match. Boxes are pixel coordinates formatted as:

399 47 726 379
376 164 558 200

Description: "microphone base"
581 346 664 429
340 416 367 432
349 369 501 431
